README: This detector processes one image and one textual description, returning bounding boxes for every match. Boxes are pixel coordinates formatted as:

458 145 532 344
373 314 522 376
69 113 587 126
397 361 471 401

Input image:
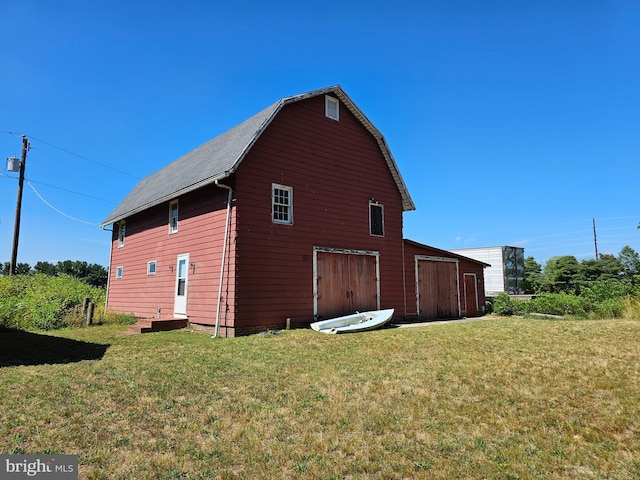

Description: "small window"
370 203 384 236
118 222 126 248
325 95 339 121
169 201 179 234
147 261 157 276
116 266 123 279
272 184 293 225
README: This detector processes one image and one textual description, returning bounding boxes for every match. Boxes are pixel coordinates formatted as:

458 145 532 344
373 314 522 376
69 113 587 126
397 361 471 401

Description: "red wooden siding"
106 184 236 325
232 94 406 332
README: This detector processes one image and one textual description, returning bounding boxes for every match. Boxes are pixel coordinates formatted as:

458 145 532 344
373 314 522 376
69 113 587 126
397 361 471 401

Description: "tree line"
523 245 640 294
0 260 108 288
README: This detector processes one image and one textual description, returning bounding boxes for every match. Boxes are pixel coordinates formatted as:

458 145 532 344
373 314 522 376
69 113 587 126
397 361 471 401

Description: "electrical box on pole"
7 156 20 172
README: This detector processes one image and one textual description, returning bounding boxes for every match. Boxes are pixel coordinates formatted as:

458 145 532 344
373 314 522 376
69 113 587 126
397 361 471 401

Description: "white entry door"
174 254 189 317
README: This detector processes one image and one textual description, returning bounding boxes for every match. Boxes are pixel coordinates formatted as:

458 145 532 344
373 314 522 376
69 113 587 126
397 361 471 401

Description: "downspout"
213 180 233 338
102 225 114 316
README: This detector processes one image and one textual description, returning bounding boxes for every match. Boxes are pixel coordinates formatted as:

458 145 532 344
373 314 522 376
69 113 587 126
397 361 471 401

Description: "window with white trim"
116 266 123 279
272 184 293 224
118 221 126 248
147 261 157 276
369 202 384 236
325 95 339 121
169 200 179 234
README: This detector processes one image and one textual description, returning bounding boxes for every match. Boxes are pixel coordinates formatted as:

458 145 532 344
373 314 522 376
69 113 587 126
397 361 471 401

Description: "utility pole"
9 135 29 276
593 217 599 261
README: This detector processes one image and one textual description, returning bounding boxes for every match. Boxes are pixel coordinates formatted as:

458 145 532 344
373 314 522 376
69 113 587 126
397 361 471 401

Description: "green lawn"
1 318 639 479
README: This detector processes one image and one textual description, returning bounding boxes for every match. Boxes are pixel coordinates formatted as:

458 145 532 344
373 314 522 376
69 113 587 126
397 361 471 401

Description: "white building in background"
449 246 525 296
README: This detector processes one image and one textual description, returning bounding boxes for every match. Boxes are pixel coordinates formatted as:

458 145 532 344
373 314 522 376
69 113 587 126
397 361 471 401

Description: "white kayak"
310 309 394 334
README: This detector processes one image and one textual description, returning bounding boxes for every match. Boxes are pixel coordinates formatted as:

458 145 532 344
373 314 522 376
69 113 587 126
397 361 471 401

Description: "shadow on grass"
0 327 110 367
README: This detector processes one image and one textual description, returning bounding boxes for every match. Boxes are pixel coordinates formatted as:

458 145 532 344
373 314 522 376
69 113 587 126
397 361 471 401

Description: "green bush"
580 279 638 303
528 293 587 317
591 297 626 319
489 279 640 320
512 299 528 315
0 274 106 330
491 293 515 316
0 296 24 329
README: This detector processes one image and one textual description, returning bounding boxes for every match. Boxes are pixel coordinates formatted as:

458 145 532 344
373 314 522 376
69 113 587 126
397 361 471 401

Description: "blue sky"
1 0 638 268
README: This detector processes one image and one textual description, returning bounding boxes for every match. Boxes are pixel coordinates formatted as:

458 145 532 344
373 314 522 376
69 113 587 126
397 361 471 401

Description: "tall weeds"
489 279 640 320
623 295 640 319
0 274 106 330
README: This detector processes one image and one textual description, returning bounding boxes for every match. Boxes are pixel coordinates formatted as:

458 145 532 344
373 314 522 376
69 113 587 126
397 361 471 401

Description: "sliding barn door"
416 258 460 320
316 251 352 318
315 250 379 319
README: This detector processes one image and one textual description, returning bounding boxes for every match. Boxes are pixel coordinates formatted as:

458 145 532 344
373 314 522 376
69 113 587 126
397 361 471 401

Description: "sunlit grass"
1 318 639 479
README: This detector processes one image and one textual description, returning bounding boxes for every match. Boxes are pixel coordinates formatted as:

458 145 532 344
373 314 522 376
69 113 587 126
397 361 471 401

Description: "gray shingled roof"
101 85 415 227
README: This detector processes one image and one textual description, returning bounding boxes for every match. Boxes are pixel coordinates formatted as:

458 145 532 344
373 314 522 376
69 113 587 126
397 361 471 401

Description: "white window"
116 266 123 279
147 261 157 276
369 202 384 236
272 184 293 225
118 222 126 248
325 95 339 121
169 201 179 234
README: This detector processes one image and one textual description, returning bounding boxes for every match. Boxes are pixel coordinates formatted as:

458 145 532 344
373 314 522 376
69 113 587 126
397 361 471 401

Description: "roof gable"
101 86 415 227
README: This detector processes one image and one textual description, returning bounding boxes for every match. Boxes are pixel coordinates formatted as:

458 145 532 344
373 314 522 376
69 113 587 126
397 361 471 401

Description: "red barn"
101 86 486 336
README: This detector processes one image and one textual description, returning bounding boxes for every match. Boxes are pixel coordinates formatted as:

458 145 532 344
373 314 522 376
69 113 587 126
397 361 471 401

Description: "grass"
1 318 639 479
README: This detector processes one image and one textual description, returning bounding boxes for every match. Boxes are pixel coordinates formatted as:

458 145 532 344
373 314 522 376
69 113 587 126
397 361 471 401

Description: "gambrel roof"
101 85 415 227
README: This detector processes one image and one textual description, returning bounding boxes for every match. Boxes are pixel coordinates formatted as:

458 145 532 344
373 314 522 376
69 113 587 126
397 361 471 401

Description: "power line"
26 177 117 204
3 130 140 180
4 145 118 204
28 134 141 180
26 180 100 227
4 170 116 204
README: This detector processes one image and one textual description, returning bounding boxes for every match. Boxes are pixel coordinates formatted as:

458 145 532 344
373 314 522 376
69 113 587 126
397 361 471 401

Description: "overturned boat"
310 308 394 334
